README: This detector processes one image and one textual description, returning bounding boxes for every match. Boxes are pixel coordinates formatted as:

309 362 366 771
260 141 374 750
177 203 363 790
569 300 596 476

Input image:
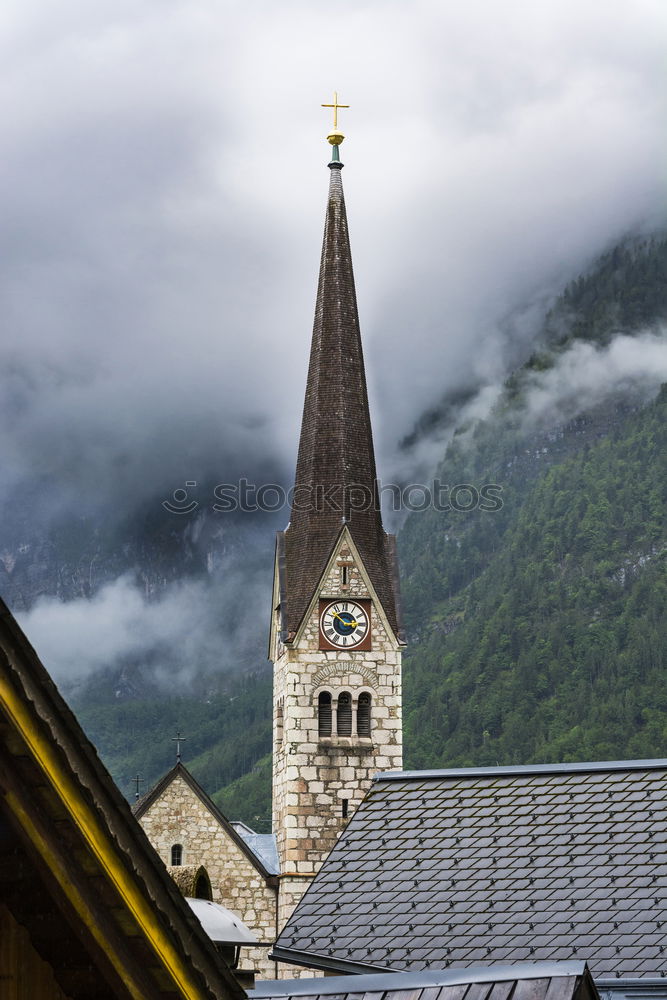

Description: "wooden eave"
0 597 244 1000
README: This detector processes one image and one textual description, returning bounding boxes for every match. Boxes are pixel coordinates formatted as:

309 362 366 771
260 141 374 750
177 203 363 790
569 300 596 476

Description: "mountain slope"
54 234 667 823
400 386 667 767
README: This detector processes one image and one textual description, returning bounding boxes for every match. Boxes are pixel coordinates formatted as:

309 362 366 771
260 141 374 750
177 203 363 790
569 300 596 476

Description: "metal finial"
133 774 144 801
321 91 349 147
172 731 187 763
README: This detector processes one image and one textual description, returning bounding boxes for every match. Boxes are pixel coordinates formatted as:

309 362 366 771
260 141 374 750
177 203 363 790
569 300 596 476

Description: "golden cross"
321 91 349 130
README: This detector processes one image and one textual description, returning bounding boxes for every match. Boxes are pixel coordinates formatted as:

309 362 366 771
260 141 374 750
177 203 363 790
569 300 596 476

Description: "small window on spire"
357 692 372 737
318 692 332 737
341 565 348 586
337 692 352 736
276 699 284 746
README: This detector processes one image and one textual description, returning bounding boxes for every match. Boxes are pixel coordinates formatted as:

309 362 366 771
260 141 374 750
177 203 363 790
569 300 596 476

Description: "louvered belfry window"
337 692 352 736
318 692 332 737
357 692 372 737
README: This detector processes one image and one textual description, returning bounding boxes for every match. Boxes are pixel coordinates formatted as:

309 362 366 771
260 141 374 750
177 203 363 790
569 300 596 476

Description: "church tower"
270 98 405 930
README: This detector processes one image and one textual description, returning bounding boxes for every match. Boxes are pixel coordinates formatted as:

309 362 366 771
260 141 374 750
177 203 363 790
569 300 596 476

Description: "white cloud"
0 0 664 493
2 0 667 678
16 561 269 685
522 328 667 427
16 575 208 682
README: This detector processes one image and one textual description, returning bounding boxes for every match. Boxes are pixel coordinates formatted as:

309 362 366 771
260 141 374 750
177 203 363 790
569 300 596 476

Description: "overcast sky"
4 0 667 682
1 0 665 505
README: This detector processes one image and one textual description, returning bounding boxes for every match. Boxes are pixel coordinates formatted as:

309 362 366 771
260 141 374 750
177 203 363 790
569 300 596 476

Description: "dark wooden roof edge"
374 758 667 783
256 961 591 996
385 532 406 644
134 760 276 881
0 597 245 1000
275 529 289 644
596 980 667 988
268 944 393 976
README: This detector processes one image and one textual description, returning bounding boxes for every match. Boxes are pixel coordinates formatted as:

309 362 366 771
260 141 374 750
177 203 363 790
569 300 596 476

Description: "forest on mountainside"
399 236 667 767
400 386 667 767
76 235 667 827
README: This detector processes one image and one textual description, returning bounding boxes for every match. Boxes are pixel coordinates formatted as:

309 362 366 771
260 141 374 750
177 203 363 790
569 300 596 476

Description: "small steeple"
279 101 402 641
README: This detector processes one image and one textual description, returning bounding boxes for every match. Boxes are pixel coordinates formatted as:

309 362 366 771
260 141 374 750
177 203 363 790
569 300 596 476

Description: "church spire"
270 108 404 904
280 108 403 642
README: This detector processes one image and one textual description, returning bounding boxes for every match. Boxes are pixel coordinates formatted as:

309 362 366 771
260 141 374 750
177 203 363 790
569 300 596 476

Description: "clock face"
320 600 370 649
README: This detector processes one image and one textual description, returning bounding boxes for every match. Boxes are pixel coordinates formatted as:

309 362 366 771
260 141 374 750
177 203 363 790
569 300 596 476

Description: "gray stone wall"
272 530 403 946
138 773 279 980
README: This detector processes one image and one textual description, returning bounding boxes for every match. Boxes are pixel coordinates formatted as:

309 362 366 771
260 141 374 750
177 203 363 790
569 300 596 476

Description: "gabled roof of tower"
134 761 279 879
281 157 402 641
272 759 667 979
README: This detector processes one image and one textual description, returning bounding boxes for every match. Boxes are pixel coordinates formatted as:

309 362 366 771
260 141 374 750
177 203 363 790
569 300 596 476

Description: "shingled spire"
271 106 404 905
279 141 402 641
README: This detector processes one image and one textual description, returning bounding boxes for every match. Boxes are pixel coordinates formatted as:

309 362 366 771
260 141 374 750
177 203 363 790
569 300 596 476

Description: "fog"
3 0 666 681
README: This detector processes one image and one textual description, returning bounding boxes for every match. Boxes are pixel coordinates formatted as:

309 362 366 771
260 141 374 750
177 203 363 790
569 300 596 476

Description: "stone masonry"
272 529 403 939
137 769 279 980
269 148 405 977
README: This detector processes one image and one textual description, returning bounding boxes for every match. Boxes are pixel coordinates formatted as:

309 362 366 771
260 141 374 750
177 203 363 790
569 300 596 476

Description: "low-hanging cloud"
0 0 665 509
3 0 667 683
14 331 667 686
520 328 667 429
384 326 667 501
16 565 270 689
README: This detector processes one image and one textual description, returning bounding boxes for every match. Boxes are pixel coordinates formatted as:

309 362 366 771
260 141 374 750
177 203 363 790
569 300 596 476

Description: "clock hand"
332 611 359 628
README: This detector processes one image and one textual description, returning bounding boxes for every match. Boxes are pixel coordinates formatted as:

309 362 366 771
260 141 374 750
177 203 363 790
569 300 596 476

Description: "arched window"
171 843 183 866
357 692 372 737
337 692 352 736
318 692 332 737
195 870 212 900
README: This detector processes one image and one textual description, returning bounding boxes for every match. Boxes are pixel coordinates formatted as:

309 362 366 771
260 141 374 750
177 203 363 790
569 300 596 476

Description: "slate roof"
231 822 280 875
598 981 667 1000
279 159 402 642
272 760 667 979
251 960 600 1000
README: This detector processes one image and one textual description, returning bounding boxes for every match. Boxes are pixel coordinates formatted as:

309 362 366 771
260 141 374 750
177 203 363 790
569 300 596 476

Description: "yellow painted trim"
5 790 147 1000
0 674 207 1000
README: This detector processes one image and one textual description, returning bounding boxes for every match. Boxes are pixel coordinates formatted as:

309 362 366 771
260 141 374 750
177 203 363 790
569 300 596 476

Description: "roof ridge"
375 758 667 782
255 961 589 996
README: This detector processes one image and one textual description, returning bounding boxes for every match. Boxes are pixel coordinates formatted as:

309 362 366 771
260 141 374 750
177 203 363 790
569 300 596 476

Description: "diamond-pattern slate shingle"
272 761 667 979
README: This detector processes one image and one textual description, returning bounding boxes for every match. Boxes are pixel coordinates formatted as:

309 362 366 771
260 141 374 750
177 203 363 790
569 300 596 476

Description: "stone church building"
135 762 281 980
269 119 405 929
137 112 405 979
